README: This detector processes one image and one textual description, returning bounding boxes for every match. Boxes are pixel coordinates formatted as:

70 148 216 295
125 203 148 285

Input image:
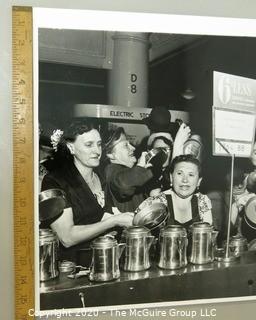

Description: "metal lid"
123 226 150 238
39 228 53 236
39 228 58 244
91 236 118 249
133 200 168 230
160 224 187 237
190 222 213 232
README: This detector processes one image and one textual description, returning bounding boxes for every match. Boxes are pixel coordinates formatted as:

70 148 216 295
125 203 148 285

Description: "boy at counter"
104 127 154 213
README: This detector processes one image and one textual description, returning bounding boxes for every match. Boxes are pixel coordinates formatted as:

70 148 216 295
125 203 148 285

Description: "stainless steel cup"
189 222 218 265
122 226 155 272
223 235 248 257
89 236 125 282
157 225 188 269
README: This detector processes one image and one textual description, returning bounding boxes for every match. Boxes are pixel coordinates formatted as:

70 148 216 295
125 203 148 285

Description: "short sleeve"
41 174 60 191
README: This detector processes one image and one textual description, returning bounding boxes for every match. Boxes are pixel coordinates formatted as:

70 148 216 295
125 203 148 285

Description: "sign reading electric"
109 110 149 119
74 104 189 123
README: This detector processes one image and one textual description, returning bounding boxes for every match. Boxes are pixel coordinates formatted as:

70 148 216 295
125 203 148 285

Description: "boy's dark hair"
148 135 173 151
104 127 126 154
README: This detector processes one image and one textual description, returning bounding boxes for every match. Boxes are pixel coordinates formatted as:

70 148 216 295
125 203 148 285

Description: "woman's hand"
150 188 162 197
137 151 152 169
111 212 134 227
175 123 191 144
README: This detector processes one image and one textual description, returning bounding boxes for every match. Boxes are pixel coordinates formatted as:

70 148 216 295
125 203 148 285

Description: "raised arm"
172 123 191 159
108 153 153 198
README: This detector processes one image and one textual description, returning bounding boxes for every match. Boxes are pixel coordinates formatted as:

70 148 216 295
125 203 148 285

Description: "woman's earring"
196 186 200 192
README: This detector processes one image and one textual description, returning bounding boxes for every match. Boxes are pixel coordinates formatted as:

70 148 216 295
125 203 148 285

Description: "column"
109 32 149 108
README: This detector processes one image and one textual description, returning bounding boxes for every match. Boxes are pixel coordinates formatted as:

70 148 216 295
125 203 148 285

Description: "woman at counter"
41 121 134 261
163 154 213 227
104 127 154 213
146 122 192 196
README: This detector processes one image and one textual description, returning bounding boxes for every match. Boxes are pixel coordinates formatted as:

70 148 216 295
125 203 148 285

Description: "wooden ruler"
12 6 34 320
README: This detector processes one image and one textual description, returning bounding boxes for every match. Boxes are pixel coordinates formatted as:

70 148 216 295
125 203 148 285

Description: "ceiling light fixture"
181 88 196 100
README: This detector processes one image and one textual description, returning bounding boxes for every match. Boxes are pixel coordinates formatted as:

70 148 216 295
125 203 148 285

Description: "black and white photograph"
35 8 256 315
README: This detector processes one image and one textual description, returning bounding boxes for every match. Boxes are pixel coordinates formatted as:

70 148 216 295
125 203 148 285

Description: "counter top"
40 251 256 310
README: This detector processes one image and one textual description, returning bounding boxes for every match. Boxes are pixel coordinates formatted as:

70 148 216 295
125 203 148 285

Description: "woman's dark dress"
41 161 104 263
165 194 202 228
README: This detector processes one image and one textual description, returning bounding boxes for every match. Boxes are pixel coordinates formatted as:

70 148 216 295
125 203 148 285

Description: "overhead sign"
73 103 189 123
213 72 256 157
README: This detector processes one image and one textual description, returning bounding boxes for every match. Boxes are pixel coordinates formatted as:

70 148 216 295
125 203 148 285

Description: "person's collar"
171 189 194 201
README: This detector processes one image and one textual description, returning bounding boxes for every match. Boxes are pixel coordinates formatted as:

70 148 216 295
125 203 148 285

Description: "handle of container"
146 236 155 253
118 243 126 259
177 237 186 266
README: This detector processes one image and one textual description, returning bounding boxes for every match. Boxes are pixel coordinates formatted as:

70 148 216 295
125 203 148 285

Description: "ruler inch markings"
12 6 35 320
